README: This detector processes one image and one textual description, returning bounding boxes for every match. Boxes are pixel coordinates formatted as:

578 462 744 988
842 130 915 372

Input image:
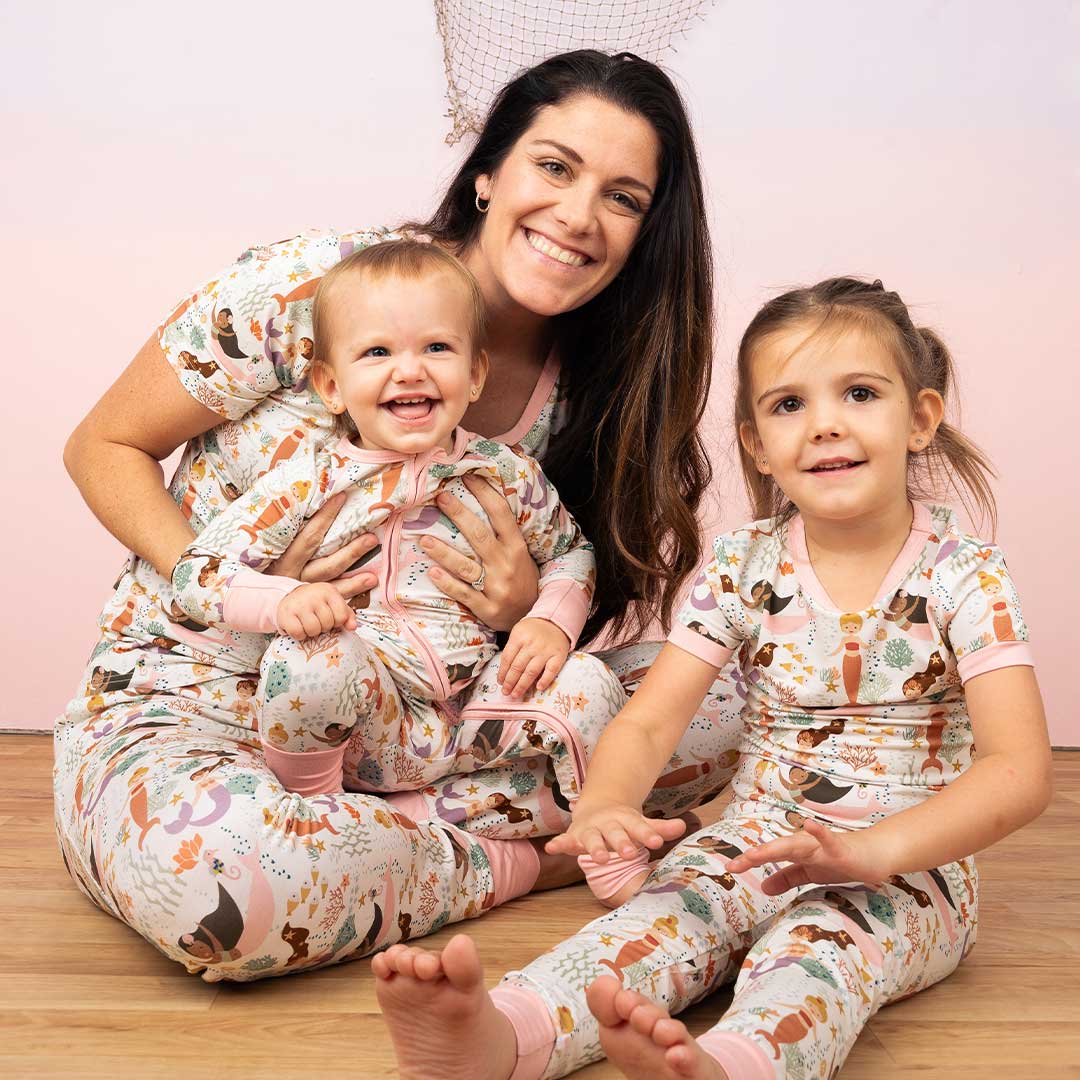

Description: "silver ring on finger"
470 565 486 592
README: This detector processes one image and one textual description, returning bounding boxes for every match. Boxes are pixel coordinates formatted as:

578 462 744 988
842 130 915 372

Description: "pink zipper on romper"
459 705 589 792
380 452 453 701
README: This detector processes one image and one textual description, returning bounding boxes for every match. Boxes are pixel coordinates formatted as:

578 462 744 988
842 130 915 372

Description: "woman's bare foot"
586 976 729 1080
373 934 517 1080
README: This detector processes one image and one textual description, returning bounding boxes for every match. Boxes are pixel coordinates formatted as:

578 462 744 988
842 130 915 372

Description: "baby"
171 240 595 797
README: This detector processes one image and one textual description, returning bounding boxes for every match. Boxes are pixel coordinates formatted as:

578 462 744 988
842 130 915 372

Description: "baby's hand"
498 618 570 699
726 818 887 896
545 801 685 863
277 582 357 641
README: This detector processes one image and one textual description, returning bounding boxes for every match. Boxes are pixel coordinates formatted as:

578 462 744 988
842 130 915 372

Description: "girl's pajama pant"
496 802 979 1079
54 639 740 982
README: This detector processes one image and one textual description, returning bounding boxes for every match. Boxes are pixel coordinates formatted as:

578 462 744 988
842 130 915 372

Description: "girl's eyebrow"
756 370 894 406
528 139 655 197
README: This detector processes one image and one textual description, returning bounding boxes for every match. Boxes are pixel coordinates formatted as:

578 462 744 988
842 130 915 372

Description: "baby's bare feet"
373 934 517 1080
586 976 729 1079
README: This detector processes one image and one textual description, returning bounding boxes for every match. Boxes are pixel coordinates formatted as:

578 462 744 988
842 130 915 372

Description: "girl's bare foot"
373 934 517 1080
586 976 729 1080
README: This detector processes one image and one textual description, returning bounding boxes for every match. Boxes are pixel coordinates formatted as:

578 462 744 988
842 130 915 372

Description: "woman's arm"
729 665 1052 893
63 334 221 579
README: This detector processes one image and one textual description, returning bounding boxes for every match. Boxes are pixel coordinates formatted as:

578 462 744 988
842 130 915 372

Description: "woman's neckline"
785 502 934 613
487 349 560 445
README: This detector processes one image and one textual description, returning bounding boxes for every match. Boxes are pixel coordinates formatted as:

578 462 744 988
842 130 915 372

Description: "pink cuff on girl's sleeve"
222 569 303 633
526 580 590 648
667 624 735 669
956 638 1035 683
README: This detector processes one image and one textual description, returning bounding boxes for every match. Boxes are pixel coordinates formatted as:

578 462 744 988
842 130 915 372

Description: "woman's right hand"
268 492 379 604
545 800 686 863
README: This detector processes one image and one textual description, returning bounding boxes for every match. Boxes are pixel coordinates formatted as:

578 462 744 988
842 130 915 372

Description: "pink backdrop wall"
4 2 1077 742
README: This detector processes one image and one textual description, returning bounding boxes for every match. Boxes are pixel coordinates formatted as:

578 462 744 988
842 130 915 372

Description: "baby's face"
321 270 485 454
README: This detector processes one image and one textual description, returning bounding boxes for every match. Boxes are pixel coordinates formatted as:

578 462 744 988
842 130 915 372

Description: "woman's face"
470 93 661 318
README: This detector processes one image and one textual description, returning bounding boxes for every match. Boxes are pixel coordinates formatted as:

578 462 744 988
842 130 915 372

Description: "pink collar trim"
334 425 470 466
786 502 933 612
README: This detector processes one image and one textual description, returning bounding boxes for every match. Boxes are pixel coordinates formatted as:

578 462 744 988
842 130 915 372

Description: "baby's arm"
546 642 729 861
497 454 596 696
171 448 350 637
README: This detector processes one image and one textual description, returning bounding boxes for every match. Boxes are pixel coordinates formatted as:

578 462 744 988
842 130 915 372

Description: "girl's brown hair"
735 277 996 532
409 50 713 645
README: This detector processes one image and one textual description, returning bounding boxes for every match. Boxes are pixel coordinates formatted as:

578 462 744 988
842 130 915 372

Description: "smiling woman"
55 50 742 983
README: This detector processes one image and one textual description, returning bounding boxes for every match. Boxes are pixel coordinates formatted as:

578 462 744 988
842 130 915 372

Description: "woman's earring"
475 193 490 214
470 387 479 398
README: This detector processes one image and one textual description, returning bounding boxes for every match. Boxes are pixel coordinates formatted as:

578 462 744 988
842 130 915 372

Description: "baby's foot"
586 976 729 1079
373 934 517 1080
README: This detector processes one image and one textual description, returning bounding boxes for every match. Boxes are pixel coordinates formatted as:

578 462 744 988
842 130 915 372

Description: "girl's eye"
426 342 450 353
847 385 877 403
774 397 802 414
363 346 390 358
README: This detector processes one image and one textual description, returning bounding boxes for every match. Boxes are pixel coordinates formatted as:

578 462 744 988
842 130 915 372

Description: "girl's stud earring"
475 193 490 214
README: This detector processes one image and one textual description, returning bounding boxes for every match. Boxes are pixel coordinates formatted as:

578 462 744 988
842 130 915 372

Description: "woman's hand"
421 475 539 631
726 818 887 896
268 492 379 604
545 801 686 863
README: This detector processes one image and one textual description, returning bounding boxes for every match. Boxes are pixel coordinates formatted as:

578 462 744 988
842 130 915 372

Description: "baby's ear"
470 348 490 397
310 360 342 414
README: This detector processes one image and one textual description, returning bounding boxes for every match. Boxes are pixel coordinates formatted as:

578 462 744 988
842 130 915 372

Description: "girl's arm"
63 334 221 579
729 664 1052 893
545 642 727 861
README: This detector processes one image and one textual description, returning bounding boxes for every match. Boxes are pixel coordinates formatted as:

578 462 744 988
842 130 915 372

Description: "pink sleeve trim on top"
667 624 736 670
526 580 590 648
956 638 1035 683
222 569 303 633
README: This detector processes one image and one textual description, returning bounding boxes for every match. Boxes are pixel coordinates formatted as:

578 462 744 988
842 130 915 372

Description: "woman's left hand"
420 475 539 631
726 818 888 896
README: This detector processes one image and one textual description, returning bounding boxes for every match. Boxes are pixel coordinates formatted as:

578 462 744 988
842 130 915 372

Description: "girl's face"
315 270 487 455
467 94 660 318
741 322 942 527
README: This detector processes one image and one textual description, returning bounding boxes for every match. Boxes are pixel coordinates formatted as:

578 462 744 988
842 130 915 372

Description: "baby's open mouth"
383 397 437 420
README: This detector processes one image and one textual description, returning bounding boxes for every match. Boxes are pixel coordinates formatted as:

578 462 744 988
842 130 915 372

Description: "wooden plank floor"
2 734 1077 1079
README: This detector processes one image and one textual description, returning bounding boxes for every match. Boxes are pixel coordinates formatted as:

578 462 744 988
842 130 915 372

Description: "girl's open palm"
726 818 885 896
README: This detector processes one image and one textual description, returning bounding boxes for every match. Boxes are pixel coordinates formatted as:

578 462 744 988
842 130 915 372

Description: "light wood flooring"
2 735 1077 1079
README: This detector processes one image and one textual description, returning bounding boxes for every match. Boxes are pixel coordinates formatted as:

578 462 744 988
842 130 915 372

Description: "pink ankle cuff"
474 836 541 907
261 742 345 796
697 1031 776 1079
577 847 651 900
383 789 430 822
490 985 556 1080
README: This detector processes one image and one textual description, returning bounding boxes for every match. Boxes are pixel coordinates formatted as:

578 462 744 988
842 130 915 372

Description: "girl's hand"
726 818 887 896
268 492 379 604
499 618 569 699
277 582 357 641
545 801 686 863
422 475 539 631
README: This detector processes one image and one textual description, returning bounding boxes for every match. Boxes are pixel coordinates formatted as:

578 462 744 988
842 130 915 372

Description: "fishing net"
432 0 714 143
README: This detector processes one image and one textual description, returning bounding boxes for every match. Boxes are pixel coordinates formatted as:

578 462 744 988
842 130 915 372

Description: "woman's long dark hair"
410 50 714 645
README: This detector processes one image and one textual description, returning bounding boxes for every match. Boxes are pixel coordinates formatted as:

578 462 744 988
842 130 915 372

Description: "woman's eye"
540 159 567 177
363 346 390 358
847 386 877 403
611 192 642 213
775 397 802 414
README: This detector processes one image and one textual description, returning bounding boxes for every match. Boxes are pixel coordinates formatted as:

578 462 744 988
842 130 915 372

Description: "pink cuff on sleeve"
667 624 736 669
222 569 303 633
526 580 590 649
957 638 1035 683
